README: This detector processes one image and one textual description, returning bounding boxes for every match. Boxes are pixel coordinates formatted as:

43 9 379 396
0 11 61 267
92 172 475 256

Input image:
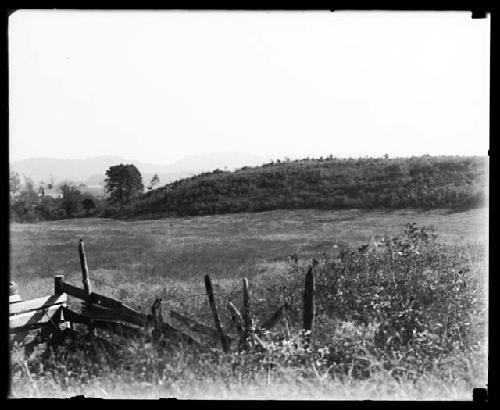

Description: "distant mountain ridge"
10 152 268 186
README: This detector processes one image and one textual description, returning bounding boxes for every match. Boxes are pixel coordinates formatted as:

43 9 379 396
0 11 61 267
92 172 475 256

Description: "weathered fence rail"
10 239 317 354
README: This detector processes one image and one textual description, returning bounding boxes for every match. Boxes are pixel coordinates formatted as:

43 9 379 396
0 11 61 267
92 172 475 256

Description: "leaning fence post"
227 301 244 336
242 278 254 344
151 297 164 342
79 239 92 297
303 265 315 348
204 275 230 353
227 301 245 349
54 275 69 330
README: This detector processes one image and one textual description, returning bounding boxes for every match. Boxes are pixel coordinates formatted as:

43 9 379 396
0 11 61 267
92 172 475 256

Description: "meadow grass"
9 208 488 399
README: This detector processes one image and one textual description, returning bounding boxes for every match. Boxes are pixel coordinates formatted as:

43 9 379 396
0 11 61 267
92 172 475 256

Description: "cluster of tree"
10 163 156 222
9 171 99 222
117 155 487 218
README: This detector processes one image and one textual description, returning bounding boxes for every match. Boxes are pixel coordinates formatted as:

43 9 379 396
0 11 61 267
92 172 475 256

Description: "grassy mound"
114 155 487 218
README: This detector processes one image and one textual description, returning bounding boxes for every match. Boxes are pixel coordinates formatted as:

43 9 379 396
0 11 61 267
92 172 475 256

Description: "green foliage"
10 177 40 222
252 224 486 384
121 155 487 218
10 178 102 222
147 174 160 191
59 183 82 218
35 196 67 220
82 197 97 216
105 164 144 206
9 170 21 195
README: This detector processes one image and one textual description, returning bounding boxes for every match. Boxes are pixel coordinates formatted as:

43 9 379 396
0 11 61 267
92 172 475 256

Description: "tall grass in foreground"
10 224 487 399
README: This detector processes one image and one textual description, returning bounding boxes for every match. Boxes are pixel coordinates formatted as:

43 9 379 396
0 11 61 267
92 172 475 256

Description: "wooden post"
54 275 67 329
54 275 64 295
79 239 92 297
303 265 315 347
204 275 230 353
227 301 245 349
151 297 164 342
242 278 254 340
283 310 291 339
9 281 21 304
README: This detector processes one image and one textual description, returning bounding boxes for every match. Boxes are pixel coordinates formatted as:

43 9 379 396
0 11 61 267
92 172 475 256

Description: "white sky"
9 10 490 165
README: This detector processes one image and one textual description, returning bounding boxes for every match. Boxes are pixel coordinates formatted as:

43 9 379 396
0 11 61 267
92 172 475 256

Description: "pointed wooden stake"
79 239 92 297
242 278 254 341
54 275 64 295
151 297 164 342
227 301 246 349
303 265 315 348
204 275 230 352
227 301 244 336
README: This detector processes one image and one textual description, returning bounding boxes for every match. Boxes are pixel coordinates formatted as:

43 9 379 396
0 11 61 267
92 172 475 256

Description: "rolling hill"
118 155 488 218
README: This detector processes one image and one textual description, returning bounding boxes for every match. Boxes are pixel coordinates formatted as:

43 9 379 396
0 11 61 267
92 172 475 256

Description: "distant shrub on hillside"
10 179 101 222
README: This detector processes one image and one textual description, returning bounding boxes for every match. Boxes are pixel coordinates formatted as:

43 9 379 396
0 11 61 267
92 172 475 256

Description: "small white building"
38 183 63 199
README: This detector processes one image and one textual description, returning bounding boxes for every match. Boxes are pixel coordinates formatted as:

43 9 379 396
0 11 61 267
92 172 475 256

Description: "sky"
9 10 490 165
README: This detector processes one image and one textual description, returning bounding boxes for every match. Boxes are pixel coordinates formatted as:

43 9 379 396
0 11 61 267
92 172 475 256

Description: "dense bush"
10 191 102 222
250 223 486 383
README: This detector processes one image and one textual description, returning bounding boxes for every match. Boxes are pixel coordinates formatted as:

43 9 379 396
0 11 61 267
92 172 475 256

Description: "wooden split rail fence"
9 239 317 352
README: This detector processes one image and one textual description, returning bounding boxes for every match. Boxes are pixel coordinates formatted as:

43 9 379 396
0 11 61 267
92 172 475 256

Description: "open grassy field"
10 208 487 297
9 208 488 399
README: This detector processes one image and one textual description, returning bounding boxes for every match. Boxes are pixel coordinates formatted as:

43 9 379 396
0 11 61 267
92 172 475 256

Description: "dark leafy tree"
36 196 66 220
82 197 97 216
10 177 39 222
147 174 160 191
59 182 82 217
9 171 21 196
104 164 144 205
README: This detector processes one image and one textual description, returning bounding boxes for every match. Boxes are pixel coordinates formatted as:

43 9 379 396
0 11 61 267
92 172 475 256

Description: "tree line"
9 164 155 222
9 173 99 222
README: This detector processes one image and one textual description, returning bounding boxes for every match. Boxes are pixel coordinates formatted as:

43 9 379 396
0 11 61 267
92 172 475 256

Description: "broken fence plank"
227 301 248 350
9 294 67 316
61 281 88 300
156 322 204 349
62 282 148 325
9 294 22 304
62 307 143 337
226 301 244 336
81 302 147 328
169 309 231 342
9 304 62 331
261 304 289 331
204 275 230 353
